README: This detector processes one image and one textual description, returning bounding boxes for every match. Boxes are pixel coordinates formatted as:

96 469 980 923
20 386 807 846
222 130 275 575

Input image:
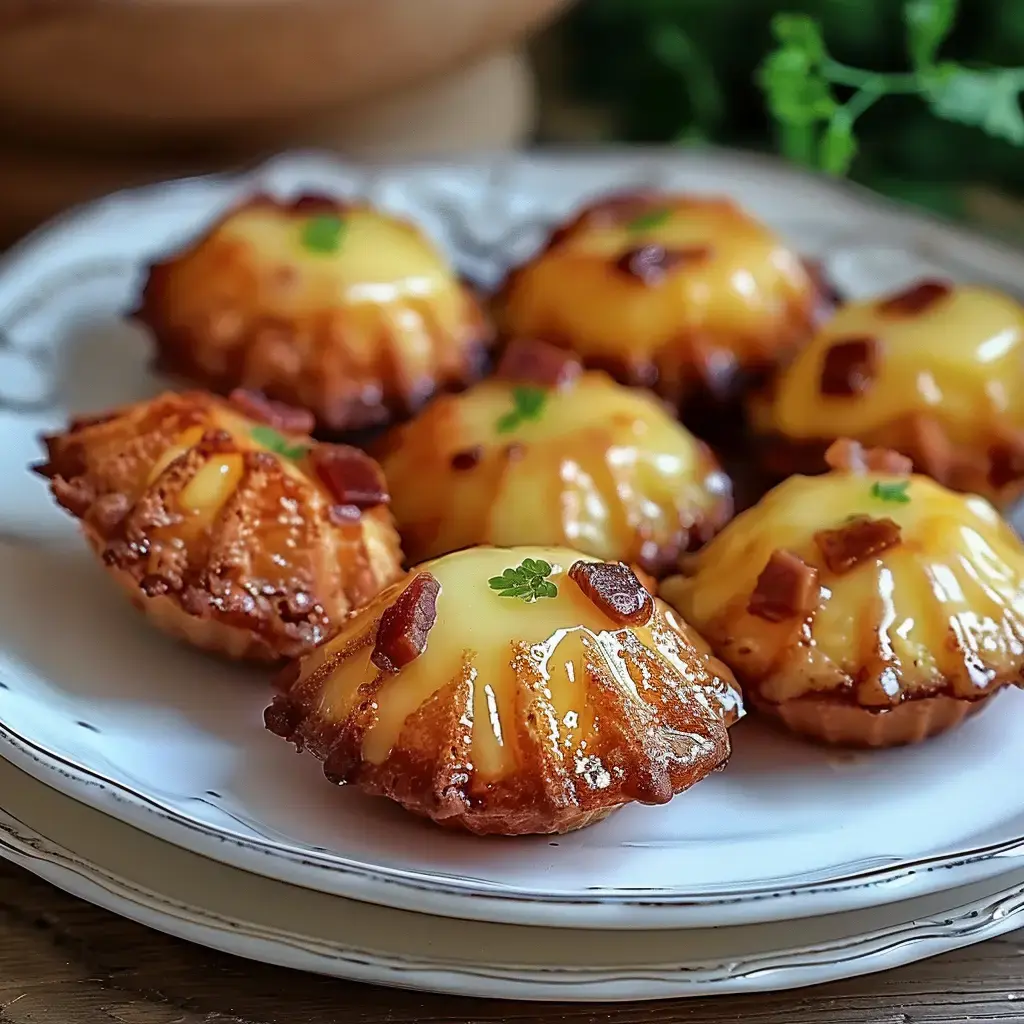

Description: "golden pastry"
265 545 743 835
661 439 1024 748
376 339 732 576
754 278 1024 507
134 194 493 433
35 389 403 662
495 190 821 417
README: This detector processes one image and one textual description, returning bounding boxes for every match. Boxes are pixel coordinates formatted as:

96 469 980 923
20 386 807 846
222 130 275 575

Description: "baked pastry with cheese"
495 191 821 420
377 339 732 576
35 389 403 661
754 279 1024 508
661 440 1024 747
265 545 743 835
135 194 493 433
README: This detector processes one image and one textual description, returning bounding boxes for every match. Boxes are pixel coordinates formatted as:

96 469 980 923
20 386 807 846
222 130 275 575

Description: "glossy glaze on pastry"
36 390 404 662
495 191 820 412
661 441 1024 747
377 340 733 575
135 195 493 432
755 279 1024 506
265 546 743 835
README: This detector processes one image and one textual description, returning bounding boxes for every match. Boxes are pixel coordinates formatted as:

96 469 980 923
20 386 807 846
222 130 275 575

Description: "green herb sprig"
301 214 346 254
626 208 672 233
250 425 308 461
496 386 548 434
488 559 558 603
871 480 911 504
759 0 1024 176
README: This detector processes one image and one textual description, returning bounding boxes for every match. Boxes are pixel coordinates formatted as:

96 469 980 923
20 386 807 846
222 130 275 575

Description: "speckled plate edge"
3 147 1024 932
3 754 1024 1003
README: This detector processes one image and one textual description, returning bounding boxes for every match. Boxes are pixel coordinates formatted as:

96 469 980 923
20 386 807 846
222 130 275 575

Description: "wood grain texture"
2 860 1024 1024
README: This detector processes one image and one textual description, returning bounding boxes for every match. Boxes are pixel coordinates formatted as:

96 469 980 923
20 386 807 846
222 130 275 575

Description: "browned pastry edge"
35 391 403 662
265 620 736 836
749 689 998 748
755 416 1024 510
133 193 495 433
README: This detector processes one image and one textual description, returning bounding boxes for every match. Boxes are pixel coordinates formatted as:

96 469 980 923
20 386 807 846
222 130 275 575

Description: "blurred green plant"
561 0 1024 216
760 0 1024 175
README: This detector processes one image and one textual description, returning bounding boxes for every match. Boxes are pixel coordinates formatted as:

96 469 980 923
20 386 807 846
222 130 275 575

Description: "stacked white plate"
2 149 1024 1002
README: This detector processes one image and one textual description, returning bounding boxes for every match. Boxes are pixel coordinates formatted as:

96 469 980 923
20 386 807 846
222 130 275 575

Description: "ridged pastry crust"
753 279 1024 508
134 195 493 433
494 191 821 416
35 390 404 662
377 347 732 576
265 546 743 835
661 444 1024 747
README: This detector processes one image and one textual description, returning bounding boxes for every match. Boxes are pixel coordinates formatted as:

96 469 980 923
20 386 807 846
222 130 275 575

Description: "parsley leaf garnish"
496 385 547 434
488 559 558 603
250 425 308 461
758 1 1024 176
626 208 672 233
301 214 346 254
871 480 911 504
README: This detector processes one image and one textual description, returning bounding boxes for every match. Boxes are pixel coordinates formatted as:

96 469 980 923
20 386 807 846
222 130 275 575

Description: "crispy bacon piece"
878 278 952 317
814 516 902 575
311 445 389 510
495 338 581 390
819 337 880 397
825 438 913 475
228 389 316 435
614 244 711 285
748 550 819 623
371 573 441 673
568 560 653 627
450 446 483 471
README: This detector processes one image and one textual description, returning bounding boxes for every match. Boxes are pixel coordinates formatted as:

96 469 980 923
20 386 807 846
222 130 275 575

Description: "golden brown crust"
264 546 743 835
376 362 733 576
662 465 1024 747
36 390 404 662
134 194 494 433
494 191 821 419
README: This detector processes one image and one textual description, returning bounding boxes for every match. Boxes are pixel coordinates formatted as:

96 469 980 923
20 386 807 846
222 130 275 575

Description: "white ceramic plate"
2 149 1024 931
3 755 1024 1002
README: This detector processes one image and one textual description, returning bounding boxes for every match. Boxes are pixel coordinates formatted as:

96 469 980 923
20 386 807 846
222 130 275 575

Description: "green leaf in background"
772 13 827 64
819 113 858 175
926 65 1024 145
903 0 958 69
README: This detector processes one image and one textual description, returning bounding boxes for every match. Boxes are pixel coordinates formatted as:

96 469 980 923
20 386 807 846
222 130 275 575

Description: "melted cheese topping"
663 472 1024 703
380 372 728 564
303 546 738 780
500 196 814 361
765 285 1024 445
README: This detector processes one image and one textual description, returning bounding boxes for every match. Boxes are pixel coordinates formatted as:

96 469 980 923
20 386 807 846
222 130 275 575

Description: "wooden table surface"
2 859 1024 1023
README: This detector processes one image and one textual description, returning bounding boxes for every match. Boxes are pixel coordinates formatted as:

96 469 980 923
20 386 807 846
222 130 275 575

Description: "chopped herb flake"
301 214 346 254
496 385 548 434
488 558 558 603
871 480 911 504
626 208 672 233
251 424 308 461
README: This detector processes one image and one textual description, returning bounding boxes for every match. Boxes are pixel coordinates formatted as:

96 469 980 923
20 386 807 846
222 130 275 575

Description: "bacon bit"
69 410 117 433
286 194 342 215
825 438 913 475
819 336 880 396
748 550 819 623
614 244 711 285
568 560 653 627
877 278 952 317
814 516 902 575
311 445 389 509
371 573 441 674
495 338 582 390
450 446 482 471
988 429 1024 488
228 389 315 435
